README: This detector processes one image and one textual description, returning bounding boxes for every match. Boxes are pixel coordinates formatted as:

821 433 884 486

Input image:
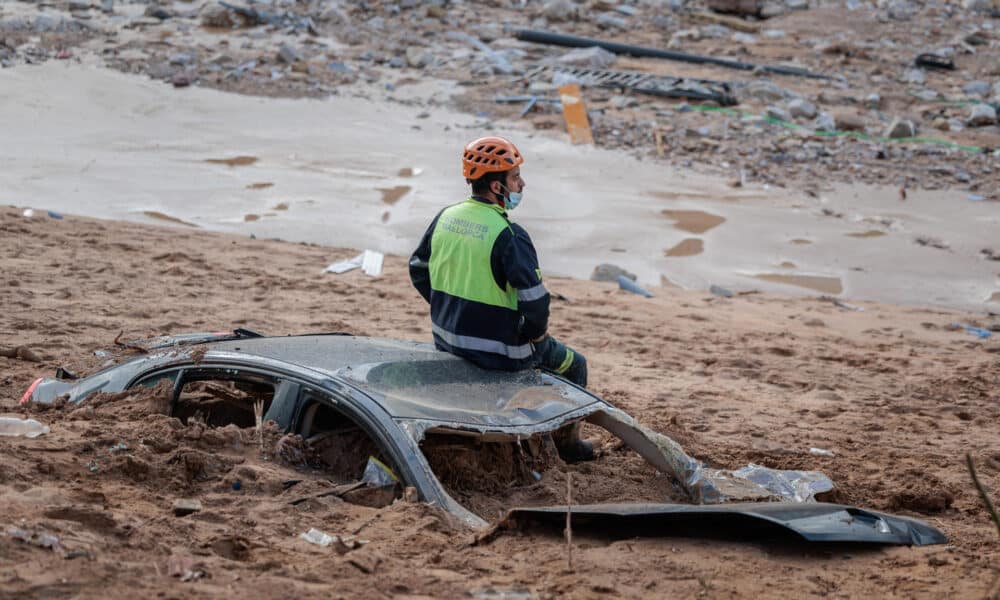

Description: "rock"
886 0 917 19
201 4 237 28
766 105 792 122
595 12 629 29
169 52 193 66
948 117 965 132
732 32 757 44
555 46 617 69
786 0 809 9
884 117 916 138
788 98 817 119
277 44 301 64
542 0 576 21
963 0 992 11
146 61 174 80
865 93 882 109
813 112 837 132
912 89 938 101
902 68 925 85
591 264 636 283
804 318 826 327
706 0 763 15
931 116 949 131
701 24 732 38
69 0 91 10
388 56 405 69
760 2 787 17
709 284 734 297
610 95 639 109
833 111 865 132
405 46 432 68
172 498 202 516
962 80 991 98
744 80 786 102
145 5 172 20
993 81 1000 98
171 73 191 88
968 104 998 127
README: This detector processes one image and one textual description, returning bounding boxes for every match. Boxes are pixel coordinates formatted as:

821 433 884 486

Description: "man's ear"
489 180 501 195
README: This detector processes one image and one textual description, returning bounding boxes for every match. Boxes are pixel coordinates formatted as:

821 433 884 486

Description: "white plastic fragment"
300 528 334 547
809 447 835 457
324 249 383 277
0 417 50 438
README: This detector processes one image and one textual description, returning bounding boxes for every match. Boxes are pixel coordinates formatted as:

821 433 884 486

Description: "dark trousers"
533 336 587 388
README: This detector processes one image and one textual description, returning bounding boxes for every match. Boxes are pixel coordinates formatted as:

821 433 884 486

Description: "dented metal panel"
499 502 947 546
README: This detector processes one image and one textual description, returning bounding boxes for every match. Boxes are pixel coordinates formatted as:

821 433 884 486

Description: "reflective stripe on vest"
429 199 518 310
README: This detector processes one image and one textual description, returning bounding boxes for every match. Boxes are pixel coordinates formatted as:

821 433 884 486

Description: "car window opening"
300 401 397 489
174 376 275 428
421 422 686 521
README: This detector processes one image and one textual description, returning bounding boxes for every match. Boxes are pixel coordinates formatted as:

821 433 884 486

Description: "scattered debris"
591 264 636 282
324 250 384 277
516 29 829 79
809 447 835 457
914 53 955 71
527 64 738 106
172 498 203 516
0 417 50 438
618 275 654 297
949 322 992 339
709 284 734 298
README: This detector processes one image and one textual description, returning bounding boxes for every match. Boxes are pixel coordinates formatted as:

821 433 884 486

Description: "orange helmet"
462 136 523 180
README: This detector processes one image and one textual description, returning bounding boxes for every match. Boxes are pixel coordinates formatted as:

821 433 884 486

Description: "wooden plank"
558 83 594 145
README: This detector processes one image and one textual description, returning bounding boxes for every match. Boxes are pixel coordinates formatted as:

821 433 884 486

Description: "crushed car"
21 330 947 546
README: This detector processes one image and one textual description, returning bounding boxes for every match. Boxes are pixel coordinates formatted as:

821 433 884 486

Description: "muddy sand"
1 206 998 598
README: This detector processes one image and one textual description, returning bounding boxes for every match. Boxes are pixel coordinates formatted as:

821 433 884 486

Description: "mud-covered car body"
22 330 947 545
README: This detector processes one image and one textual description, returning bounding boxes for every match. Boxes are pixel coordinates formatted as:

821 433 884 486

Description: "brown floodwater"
247 182 273 190
378 185 411 205
664 238 704 257
661 209 725 234
754 273 843 295
142 211 198 227
847 230 886 238
206 156 258 167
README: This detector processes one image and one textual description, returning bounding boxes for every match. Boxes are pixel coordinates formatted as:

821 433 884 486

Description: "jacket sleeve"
409 212 442 304
498 223 550 342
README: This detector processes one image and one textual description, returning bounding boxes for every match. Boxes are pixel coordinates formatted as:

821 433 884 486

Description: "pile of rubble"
1 0 998 196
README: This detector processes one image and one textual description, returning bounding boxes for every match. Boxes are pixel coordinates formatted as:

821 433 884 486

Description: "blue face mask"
500 185 523 211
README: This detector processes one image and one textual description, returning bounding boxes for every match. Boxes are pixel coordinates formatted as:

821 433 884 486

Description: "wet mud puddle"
377 186 411 205
142 211 198 227
205 156 258 167
665 238 704 257
754 273 844 295
661 209 726 234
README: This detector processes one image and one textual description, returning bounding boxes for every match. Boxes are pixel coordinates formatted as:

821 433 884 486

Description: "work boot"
552 421 595 463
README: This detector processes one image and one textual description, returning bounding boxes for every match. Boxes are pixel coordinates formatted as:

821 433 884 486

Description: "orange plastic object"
462 136 524 180
558 83 594 145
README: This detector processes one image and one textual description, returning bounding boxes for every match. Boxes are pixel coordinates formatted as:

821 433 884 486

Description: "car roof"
204 335 602 429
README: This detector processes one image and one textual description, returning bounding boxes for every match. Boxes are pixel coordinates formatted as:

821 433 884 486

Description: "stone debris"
967 104 997 127
884 117 917 139
1 0 996 201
